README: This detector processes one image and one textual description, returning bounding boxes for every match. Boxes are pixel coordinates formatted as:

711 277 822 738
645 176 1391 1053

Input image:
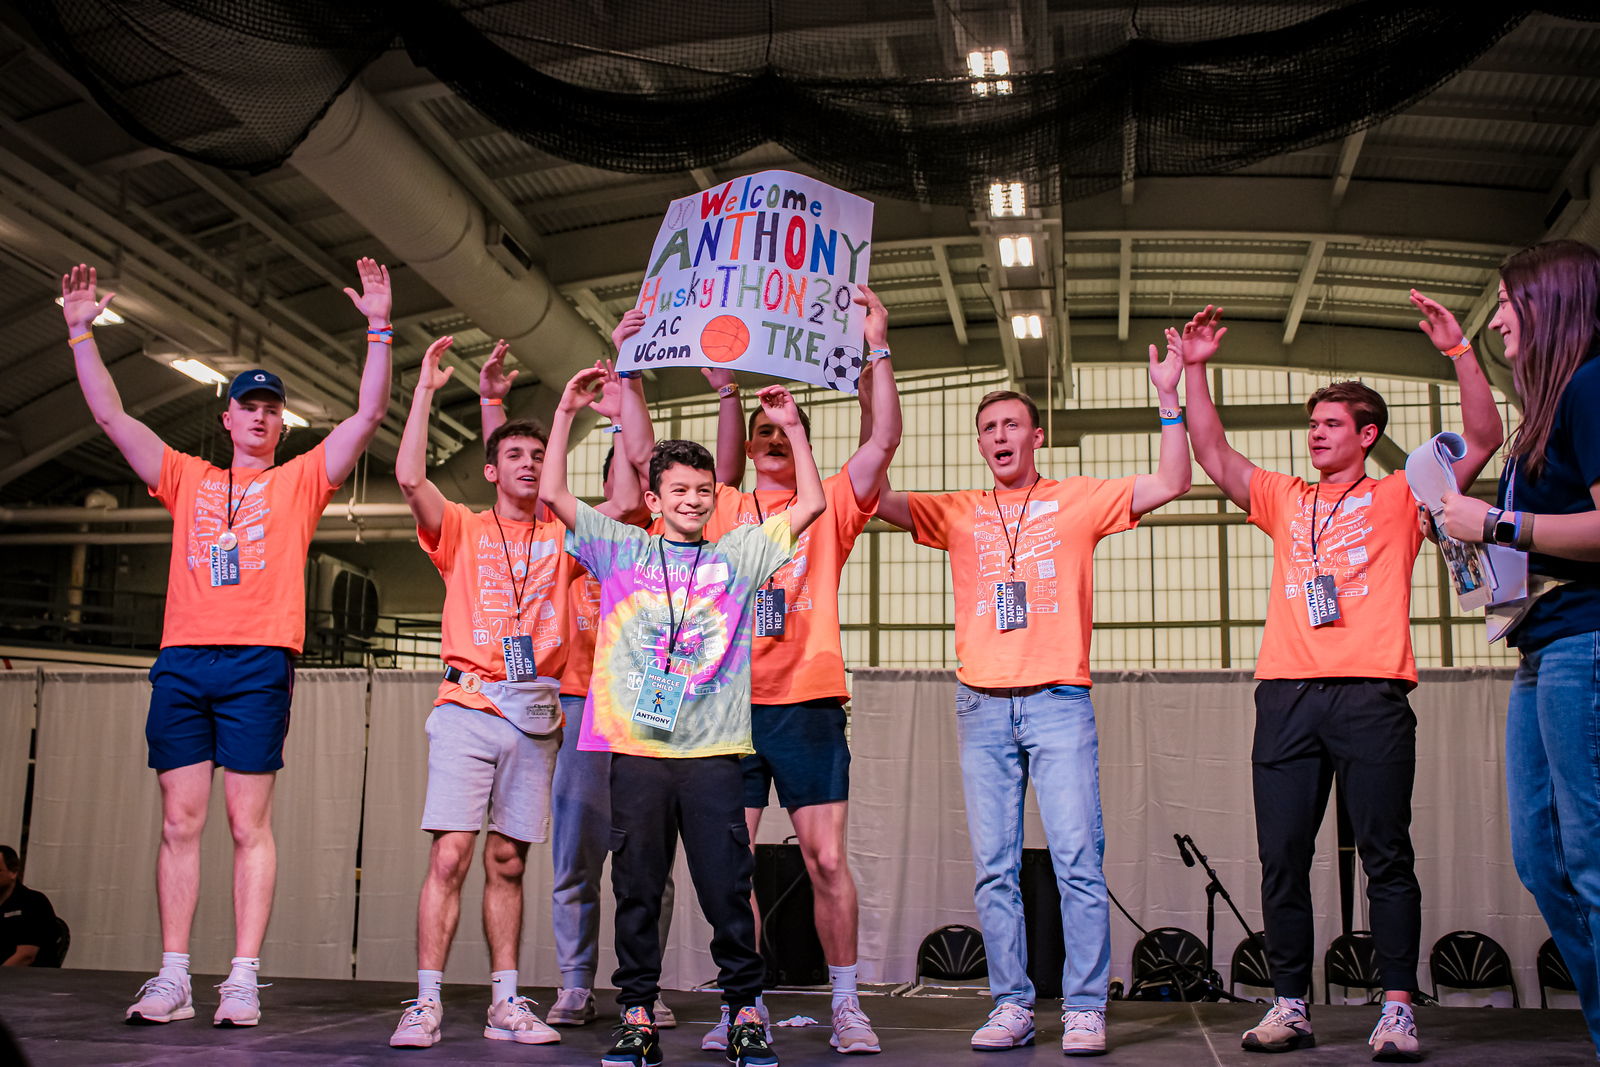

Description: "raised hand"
558 362 608 415
701 365 737 390
853 282 888 349
592 360 625 420
612 308 647 352
419 336 456 392
342 257 392 325
757 385 803 431
1179 305 1227 365
61 264 114 331
480 339 518 399
1149 338 1183 397
1410 289 1466 353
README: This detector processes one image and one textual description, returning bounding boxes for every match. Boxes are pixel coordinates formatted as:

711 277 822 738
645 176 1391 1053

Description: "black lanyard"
658 540 705 671
752 490 796 589
491 509 537 634
1308 476 1366 569
988 477 1042 579
224 465 273 534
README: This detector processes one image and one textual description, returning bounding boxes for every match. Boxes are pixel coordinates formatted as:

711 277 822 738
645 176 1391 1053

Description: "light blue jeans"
955 682 1110 1010
1507 632 1600 1054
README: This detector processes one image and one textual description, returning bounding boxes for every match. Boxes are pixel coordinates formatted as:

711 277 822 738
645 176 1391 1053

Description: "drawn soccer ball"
821 345 863 393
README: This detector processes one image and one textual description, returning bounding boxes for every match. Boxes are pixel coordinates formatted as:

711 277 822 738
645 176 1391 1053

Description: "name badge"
994 581 1028 631
501 635 537 682
755 588 786 637
632 666 687 732
1304 575 1341 627
209 543 240 587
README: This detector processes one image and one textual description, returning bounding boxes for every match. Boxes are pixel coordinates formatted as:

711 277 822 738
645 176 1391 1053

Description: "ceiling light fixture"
170 358 228 386
967 49 1013 96
283 410 310 428
999 236 1034 267
989 182 1026 218
1011 315 1027 339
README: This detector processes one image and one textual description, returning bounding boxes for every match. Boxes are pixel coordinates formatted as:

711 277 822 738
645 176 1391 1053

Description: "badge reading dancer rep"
501 635 537 682
209 543 240 586
755 587 786 637
994 581 1028 630
1303 477 1365 629
630 540 704 734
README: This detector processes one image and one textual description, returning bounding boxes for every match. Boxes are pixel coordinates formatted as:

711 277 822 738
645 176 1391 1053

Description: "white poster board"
627 169 874 392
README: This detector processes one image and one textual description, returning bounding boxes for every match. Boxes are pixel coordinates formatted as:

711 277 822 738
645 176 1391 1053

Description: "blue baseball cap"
227 369 287 403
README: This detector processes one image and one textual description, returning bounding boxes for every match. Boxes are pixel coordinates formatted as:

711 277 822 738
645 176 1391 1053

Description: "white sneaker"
213 979 262 1027
390 998 443 1048
830 995 881 1053
654 996 677 1029
1242 997 1314 1053
972 1002 1035 1050
125 975 194 1025
1368 1003 1420 1063
1061 1007 1106 1055
545 987 595 1026
702 1001 769 1050
484 995 561 1044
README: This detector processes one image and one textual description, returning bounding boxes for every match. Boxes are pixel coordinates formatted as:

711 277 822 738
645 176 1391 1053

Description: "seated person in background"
0 846 58 967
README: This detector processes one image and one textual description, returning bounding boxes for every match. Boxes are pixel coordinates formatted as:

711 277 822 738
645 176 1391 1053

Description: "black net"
16 1 1599 204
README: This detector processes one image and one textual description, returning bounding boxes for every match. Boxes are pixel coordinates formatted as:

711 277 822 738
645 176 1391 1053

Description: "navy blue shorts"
741 700 851 810
146 646 295 773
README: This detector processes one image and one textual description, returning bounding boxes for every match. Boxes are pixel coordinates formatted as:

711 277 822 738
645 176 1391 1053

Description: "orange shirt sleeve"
1248 467 1296 539
906 491 958 551
421 500 464 576
150 446 201 514
830 466 878 542
1086 475 1140 539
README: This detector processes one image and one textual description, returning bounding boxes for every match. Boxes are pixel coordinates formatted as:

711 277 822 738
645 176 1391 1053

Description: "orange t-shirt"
907 477 1138 689
702 471 876 704
560 566 603 698
1248 467 1423 684
421 501 577 717
151 443 339 653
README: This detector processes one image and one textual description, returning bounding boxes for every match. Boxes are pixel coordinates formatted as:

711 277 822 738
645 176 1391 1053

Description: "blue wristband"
618 370 642 379
1160 415 1184 426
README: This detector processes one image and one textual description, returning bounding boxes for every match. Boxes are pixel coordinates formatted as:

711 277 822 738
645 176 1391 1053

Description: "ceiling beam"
1116 236 1132 341
1047 403 1306 447
930 242 968 345
1282 238 1327 344
1330 130 1365 208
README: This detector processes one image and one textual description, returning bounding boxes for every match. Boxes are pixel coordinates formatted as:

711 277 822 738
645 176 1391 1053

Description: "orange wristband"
68 331 93 347
1442 340 1471 360
480 398 503 406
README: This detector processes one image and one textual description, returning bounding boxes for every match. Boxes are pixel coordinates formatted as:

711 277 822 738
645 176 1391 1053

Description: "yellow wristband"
68 331 93 347
480 398 503 406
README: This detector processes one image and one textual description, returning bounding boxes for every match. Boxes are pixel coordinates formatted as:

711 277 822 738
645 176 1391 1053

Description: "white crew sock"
1280 996 1307 1015
754 993 766 1016
418 969 443 1004
829 963 859 1009
491 969 518 1005
159 951 190 986
226 956 260 989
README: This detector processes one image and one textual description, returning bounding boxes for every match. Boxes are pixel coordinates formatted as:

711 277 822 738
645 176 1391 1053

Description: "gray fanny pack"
444 667 563 737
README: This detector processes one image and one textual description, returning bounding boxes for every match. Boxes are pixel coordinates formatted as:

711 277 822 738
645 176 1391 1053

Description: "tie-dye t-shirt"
567 501 794 758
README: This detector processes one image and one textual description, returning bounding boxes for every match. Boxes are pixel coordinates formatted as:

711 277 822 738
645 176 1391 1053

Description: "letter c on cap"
254 373 266 381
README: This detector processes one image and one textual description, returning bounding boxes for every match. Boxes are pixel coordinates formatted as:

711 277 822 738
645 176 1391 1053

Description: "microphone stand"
1175 833 1265 1003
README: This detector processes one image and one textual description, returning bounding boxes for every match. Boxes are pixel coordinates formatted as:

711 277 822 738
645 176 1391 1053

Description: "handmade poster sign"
628 170 874 392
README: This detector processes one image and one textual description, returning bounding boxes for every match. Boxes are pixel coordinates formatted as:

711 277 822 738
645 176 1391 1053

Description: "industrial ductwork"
290 82 607 431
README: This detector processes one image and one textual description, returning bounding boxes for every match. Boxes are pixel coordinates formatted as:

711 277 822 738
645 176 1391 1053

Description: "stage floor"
0 969 1592 1065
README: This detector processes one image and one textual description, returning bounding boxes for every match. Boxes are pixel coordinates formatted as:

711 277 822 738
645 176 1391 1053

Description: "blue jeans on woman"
1508 631 1600 1051
955 682 1110 1010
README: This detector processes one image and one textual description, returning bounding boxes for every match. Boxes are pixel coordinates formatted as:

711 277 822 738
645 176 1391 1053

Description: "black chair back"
1537 937 1575 1010
1324 930 1380 1004
1429 930 1519 1008
34 916 70 968
1128 926 1208 1001
916 924 987 983
1230 932 1271 995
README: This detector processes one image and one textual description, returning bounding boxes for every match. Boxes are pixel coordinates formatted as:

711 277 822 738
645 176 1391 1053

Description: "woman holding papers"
1438 239 1600 1058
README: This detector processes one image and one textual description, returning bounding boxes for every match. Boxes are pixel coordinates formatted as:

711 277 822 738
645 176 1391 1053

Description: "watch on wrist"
1482 508 1502 545
1493 511 1518 547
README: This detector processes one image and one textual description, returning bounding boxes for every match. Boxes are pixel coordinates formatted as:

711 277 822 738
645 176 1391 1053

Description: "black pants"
1252 678 1421 998
609 753 762 1011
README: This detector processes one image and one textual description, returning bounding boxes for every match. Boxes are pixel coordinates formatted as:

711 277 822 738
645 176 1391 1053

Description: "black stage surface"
0 969 1592 1065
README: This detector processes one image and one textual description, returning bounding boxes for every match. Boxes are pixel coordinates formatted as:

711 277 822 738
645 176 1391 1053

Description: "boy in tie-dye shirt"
541 358 825 1067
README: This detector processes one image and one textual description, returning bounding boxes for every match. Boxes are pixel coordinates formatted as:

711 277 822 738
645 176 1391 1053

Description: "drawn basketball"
700 315 750 363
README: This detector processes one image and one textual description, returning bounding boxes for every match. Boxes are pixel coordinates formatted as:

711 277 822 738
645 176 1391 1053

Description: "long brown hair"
1503 240 1600 479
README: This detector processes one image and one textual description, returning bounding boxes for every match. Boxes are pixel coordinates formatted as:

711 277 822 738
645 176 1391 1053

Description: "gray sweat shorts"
421 701 560 844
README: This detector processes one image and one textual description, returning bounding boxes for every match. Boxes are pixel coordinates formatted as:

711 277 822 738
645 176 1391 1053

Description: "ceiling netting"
16 1 1598 204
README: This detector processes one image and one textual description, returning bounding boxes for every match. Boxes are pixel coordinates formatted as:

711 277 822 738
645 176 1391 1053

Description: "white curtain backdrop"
25 668 368 978
0 670 35 851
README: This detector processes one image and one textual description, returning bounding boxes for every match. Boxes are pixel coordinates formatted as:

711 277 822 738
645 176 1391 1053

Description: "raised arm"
1176 306 1255 511
322 257 396 484
478 338 515 439
876 487 913 531
1410 289 1504 489
540 363 609 530
758 386 824 535
703 366 747 486
612 309 656 475
1130 337 1193 515
845 283 900 508
395 336 456 538
61 265 165 487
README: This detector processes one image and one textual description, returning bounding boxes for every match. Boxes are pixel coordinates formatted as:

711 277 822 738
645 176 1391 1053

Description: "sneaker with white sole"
1242 997 1314 1053
1368 1003 1420 1063
546 987 596 1026
213 979 262 1027
390 998 443 1048
1061 1007 1106 1055
727 1005 779 1067
654 997 677 1029
972 1002 1035 1050
485 995 561 1044
830 995 881 1054
604 1006 663 1067
703 1002 770 1051
125 975 194 1025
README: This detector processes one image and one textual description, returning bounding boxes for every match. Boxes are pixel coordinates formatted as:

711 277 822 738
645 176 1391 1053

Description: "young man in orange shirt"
60 260 393 1028
877 343 1191 1056
1174 302 1502 1061
692 284 899 1053
389 337 641 1049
